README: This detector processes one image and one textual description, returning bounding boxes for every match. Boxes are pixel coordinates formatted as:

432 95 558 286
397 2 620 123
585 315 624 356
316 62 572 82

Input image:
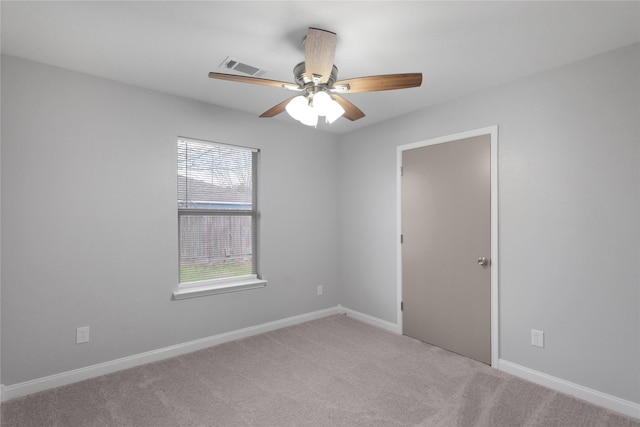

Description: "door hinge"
401 301 404 311
400 234 404 244
400 166 404 176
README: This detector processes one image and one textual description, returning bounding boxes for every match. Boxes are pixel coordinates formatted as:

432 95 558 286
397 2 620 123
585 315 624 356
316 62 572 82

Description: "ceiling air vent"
219 56 266 77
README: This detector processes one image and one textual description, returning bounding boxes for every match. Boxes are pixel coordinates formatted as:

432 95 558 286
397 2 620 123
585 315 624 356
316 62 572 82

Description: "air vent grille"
219 57 266 77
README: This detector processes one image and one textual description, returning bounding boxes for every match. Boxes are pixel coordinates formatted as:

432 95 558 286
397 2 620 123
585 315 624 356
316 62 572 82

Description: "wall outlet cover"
531 329 544 348
76 326 90 344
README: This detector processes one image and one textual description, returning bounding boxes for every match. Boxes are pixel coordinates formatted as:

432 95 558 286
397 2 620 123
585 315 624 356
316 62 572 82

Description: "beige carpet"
1 314 639 426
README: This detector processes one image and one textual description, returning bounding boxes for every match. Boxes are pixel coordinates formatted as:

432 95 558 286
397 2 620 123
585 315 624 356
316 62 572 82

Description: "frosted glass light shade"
313 91 345 124
324 99 345 124
286 95 309 121
299 107 319 127
312 91 332 116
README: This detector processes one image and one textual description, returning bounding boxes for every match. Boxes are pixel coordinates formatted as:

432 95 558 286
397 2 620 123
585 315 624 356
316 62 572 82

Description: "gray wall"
337 43 640 403
0 55 339 385
2 43 639 406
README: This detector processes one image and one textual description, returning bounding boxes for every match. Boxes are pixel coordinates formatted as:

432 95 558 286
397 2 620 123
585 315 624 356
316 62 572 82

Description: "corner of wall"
339 305 401 334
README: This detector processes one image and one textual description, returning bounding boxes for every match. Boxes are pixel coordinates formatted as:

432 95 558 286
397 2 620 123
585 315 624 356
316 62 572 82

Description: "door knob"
477 257 490 267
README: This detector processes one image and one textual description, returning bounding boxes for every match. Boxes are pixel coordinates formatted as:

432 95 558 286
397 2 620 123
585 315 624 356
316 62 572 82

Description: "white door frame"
396 125 499 367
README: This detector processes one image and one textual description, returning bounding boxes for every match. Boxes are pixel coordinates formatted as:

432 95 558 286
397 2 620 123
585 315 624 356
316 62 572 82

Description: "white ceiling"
2 1 639 134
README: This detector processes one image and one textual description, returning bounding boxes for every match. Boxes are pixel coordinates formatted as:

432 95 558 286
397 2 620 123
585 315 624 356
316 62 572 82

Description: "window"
173 137 265 299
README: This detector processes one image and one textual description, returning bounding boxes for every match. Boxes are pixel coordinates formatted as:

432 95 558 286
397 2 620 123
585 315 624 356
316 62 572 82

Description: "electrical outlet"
531 329 544 348
317 285 323 296
76 326 90 344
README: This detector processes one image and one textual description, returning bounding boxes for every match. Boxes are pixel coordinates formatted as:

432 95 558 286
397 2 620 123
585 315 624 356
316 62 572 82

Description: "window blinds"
177 138 258 284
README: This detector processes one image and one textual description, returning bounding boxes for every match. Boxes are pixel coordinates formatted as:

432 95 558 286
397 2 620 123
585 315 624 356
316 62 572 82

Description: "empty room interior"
1 1 639 425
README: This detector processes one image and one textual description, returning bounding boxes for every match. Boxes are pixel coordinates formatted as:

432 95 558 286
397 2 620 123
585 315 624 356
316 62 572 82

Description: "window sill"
172 277 267 300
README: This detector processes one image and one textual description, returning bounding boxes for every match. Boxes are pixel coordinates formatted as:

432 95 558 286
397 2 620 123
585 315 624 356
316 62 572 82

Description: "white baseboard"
339 305 401 334
1 306 341 402
5 308 637 422
335 310 640 420
498 359 640 420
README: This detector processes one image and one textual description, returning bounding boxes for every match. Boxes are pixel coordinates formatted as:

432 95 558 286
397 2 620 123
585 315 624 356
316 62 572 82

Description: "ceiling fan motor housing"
293 61 338 90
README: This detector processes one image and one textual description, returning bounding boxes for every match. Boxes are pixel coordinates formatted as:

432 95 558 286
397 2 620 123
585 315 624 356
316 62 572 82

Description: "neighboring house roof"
177 175 252 208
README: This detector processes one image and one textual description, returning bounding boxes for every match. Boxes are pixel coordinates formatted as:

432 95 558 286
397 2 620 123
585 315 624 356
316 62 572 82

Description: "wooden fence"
179 215 253 265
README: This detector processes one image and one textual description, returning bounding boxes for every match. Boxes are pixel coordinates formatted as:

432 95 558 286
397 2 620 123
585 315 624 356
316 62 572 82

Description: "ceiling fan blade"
333 73 422 93
332 95 365 121
304 28 337 84
208 72 299 90
259 97 296 118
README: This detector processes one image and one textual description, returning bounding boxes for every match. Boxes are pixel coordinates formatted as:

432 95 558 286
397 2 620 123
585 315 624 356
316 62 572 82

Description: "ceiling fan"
208 27 423 127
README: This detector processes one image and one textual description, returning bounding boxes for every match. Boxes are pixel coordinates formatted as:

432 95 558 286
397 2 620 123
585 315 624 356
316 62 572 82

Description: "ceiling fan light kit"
286 90 346 127
209 27 423 127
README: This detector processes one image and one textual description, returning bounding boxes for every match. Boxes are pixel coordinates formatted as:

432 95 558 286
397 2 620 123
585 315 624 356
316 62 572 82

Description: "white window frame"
172 137 266 300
